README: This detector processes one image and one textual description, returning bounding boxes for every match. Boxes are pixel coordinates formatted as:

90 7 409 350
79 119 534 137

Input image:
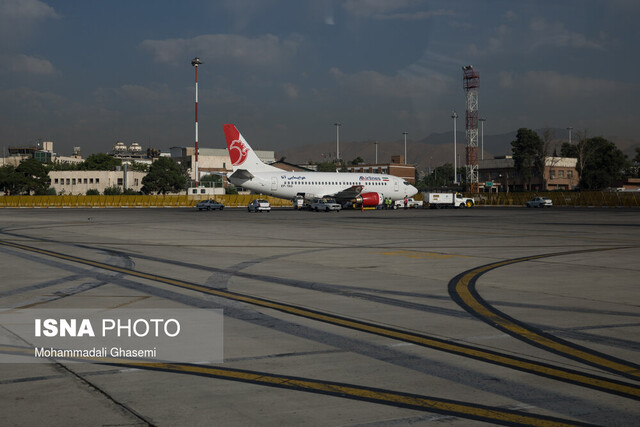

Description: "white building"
1 141 83 167
49 170 146 195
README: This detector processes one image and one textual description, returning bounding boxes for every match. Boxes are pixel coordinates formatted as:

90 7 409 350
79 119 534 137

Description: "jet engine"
355 192 384 207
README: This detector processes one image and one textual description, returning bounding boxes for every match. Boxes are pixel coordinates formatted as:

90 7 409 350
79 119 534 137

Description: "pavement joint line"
1 239 639 401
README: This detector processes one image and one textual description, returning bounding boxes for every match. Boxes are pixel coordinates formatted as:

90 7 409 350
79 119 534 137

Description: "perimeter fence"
0 192 638 208
469 191 640 207
0 195 290 208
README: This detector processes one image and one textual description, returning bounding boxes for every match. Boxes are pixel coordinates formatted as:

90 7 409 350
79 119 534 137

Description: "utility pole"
191 57 202 186
334 122 341 164
402 132 408 164
451 111 458 184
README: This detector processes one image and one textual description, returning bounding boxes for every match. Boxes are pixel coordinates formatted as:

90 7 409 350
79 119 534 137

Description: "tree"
423 163 455 187
129 160 149 172
15 158 51 195
578 137 628 190
511 128 544 190
560 142 578 158
350 157 364 165
141 157 186 194
50 160 80 171
82 153 122 171
103 186 122 195
317 162 338 172
0 165 20 195
199 174 222 187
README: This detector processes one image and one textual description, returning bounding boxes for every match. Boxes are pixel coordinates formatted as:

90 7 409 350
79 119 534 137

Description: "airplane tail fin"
223 124 279 173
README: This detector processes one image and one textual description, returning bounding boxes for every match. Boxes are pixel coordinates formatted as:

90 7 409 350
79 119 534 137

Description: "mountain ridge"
276 128 638 172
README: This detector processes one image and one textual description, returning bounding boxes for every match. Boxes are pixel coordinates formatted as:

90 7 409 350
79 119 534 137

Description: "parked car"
525 197 553 208
311 198 341 212
248 199 271 212
196 199 225 210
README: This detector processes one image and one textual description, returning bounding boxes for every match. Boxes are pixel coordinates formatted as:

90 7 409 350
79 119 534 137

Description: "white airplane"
223 124 418 207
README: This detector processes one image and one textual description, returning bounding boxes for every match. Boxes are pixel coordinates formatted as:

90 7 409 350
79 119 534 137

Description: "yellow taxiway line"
1 240 639 401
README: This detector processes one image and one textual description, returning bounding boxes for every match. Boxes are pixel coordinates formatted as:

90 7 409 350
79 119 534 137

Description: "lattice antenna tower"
463 65 479 193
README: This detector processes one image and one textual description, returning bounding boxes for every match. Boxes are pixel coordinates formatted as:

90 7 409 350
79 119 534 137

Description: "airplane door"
271 177 278 191
394 180 399 192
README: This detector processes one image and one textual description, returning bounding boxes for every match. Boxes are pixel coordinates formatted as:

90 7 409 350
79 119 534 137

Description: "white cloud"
0 0 59 21
529 18 605 50
469 15 604 58
499 70 630 101
0 87 67 114
282 83 299 99
329 67 449 99
376 9 453 21
0 0 60 45
342 0 451 21
504 10 517 22
94 84 174 106
468 23 514 56
140 34 303 68
2 54 55 75
498 71 514 89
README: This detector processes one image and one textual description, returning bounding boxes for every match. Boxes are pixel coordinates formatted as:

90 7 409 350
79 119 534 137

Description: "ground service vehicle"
196 199 225 210
292 196 304 210
393 197 423 209
427 193 474 208
248 199 271 212
525 197 553 208
311 198 341 212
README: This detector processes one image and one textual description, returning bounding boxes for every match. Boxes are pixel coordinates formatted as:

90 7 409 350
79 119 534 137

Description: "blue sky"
1 0 639 156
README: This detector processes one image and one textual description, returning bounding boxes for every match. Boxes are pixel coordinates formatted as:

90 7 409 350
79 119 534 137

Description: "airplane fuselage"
230 171 417 201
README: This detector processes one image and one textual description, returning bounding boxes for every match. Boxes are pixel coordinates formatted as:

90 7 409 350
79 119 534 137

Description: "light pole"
451 110 458 184
567 126 573 145
479 118 486 160
374 142 378 164
191 57 202 187
402 132 408 164
334 122 341 164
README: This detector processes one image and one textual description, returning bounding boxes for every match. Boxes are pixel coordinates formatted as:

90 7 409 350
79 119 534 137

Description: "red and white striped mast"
191 57 202 187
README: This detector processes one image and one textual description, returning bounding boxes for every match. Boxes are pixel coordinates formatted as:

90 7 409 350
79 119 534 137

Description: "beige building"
479 156 578 192
170 147 276 181
49 170 146 195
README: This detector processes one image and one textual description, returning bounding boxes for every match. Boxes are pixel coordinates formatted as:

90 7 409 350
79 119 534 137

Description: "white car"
525 197 553 208
248 199 271 212
311 198 341 212
196 199 225 210
393 197 424 209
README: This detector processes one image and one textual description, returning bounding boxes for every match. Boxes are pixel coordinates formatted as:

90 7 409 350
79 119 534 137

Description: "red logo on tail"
229 138 249 166
224 124 250 166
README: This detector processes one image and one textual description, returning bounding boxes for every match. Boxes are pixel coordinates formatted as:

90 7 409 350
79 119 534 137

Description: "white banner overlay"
0 308 223 364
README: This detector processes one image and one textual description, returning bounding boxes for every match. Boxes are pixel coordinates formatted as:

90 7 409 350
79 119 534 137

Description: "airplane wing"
327 185 363 202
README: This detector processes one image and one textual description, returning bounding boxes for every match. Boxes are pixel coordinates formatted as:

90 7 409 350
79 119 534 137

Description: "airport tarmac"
0 206 638 426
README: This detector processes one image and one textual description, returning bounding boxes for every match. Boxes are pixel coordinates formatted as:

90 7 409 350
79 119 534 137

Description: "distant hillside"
276 128 638 172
